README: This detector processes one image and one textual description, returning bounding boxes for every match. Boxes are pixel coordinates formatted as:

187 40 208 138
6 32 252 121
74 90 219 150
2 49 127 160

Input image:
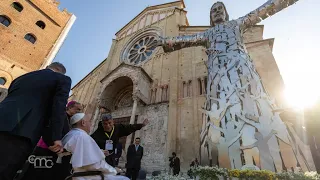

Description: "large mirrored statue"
158 0 316 172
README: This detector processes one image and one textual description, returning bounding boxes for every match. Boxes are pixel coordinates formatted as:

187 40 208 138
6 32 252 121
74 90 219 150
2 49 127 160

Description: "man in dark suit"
126 137 144 180
0 62 71 180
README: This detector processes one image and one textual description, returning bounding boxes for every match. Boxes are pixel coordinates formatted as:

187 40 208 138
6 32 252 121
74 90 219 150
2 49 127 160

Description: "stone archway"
93 63 153 151
99 76 134 112
98 63 152 106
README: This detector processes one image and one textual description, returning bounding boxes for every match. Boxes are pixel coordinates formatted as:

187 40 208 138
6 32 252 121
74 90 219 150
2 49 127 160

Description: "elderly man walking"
0 62 71 180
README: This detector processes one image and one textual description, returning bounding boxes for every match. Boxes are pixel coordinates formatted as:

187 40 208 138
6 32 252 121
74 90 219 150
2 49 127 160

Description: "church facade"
69 1 295 172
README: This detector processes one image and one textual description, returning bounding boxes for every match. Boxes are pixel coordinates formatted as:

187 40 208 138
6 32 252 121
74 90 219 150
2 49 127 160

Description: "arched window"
11 2 23 12
36 21 46 29
0 15 11 27
0 77 6 85
24 33 36 44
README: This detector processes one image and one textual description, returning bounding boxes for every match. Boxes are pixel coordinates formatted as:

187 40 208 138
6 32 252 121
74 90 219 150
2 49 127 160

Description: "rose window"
121 28 161 65
127 36 157 64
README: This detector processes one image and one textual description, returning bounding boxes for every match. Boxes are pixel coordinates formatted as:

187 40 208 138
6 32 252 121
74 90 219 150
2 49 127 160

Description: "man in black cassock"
169 152 180 176
91 114 149 167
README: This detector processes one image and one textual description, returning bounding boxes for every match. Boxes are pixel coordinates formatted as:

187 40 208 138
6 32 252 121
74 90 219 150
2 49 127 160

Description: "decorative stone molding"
116 7 175 40
98 63 152 110
111 86 133 108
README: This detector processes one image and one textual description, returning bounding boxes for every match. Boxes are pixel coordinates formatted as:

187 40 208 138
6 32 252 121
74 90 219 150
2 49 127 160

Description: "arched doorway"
99 76 134 111
99 76 143 148
93 63 152 166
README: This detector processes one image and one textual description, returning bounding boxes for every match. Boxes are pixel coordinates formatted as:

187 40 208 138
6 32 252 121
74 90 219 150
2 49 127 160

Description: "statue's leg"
268 136 283 172
218 145 231 169
279 140 297 171
229 140 242 169
200 142 210 166
300 144 317 171
295 149 309 172
260 153 276 172
242 125 260 167
211 146 218 167
287 126 312 171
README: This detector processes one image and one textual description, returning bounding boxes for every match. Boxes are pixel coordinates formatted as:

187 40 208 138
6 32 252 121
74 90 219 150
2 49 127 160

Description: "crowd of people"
0 62 149 180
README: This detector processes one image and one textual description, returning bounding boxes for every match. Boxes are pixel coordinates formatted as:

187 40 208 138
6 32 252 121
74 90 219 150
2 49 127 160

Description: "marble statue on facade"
157 0 316 172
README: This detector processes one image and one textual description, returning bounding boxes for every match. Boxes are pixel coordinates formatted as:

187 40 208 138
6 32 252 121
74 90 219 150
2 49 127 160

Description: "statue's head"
210 1 229 26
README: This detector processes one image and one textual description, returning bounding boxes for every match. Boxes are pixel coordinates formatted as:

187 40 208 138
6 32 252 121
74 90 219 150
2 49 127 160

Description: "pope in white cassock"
61 113 129 180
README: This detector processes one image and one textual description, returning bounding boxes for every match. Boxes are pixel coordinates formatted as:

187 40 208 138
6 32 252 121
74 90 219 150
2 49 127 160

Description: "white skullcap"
70 113 85 125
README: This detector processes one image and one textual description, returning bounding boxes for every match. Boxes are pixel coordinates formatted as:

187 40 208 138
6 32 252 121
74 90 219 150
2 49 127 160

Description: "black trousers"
125 168 139 180
22 147 56 180
53 155 72 180
173 169 180 176
105 155 116 167
0 133 32 180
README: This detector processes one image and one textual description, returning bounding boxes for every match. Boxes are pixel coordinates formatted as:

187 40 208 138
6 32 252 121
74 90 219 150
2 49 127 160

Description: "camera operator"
169 152 180 176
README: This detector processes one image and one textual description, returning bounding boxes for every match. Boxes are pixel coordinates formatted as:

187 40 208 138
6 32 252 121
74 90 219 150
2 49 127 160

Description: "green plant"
229 169 275 180
190 166 228 179
188 166 320 180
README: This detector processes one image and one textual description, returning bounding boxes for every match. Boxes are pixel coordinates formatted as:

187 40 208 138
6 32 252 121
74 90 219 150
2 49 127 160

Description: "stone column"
201 77 205 95
90 107 100 134
125 95 139 152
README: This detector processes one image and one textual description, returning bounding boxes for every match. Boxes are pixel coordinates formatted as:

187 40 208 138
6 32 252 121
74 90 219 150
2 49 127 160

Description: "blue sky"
55 0 320 108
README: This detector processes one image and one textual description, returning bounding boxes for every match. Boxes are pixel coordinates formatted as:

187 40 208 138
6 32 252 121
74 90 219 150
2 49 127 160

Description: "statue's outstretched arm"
272 108 293 114
275 134 291 145
159 31 209 53
238 0 299 29
265 129 277 141
210 89 234 102
240 143 256 150
208 122 226 134
237 113 258 128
